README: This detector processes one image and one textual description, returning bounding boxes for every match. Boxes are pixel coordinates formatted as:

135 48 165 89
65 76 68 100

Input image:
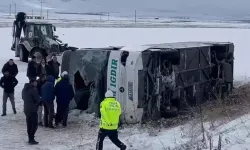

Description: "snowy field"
3 0 250 29
0 27 250 150
1 12 250 28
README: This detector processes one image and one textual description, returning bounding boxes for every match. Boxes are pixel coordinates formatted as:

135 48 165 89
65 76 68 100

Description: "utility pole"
14 3 16 15
40 0 44 18
134 10 137 23
47 10 48 19
32 9 33 17
9 4 11 16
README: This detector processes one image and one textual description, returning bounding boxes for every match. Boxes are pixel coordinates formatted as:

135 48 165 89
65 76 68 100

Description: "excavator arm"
11 21 17 50
11 12 26 56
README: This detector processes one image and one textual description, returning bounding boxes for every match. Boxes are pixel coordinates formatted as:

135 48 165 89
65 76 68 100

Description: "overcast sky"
2 0 250 20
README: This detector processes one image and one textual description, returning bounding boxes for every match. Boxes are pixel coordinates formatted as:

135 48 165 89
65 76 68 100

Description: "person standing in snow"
96 90 127 150
1 59 18 77
0 71 18 116
55 73 74 127
36 74 46 126
41 75 55 128
47 56 60 79
37 58 49 77
22 79 40 145
55 71 68 85
54 71 68 123
27 56 38 80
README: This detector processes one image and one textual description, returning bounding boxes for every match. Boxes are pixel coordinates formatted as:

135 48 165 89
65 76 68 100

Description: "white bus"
61 42 234 124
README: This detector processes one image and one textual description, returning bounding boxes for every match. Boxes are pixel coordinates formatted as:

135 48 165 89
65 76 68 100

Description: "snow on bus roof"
121 41 232 52
120 44 151 51
76 41 232 52
145 41 232 50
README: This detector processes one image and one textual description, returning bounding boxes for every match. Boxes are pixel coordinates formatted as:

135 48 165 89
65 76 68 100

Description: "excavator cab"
27 23 54 39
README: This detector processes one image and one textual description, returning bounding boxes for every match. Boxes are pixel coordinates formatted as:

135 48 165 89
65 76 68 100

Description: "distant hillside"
1 0 250 21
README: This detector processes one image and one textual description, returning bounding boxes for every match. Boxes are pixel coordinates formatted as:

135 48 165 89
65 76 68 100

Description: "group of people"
27 55 60 80
23 55 75 144
1 57 127 150
22 71 75 144
0 56 75 145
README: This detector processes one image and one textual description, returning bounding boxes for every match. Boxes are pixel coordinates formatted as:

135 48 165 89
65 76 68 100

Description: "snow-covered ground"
0 27 250 150
1 14 250 28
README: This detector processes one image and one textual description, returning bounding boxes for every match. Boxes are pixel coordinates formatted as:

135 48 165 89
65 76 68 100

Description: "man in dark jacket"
37 58 49 77
27 56 38 80
37 74 46 126
55 74 74 127
2 59 18 77
37 74 46 97
47 56 60 79
41 75 55 128
22 79 40 145
0 71 18 116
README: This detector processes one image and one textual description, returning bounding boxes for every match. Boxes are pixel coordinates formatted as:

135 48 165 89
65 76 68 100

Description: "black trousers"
55 103 69 126
43 102 54 127
25 112 38 140
96 128 125 150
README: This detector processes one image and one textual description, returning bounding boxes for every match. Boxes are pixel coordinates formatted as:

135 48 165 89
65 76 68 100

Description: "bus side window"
121 51 129 66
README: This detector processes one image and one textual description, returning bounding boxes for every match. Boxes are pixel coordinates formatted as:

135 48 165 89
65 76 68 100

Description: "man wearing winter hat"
55 71 68 85
54 73 74 127
54 71 69 123
96 90 126 150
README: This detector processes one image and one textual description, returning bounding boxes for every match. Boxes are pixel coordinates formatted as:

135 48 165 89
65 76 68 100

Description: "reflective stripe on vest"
101 122 118 127
55 77 61 86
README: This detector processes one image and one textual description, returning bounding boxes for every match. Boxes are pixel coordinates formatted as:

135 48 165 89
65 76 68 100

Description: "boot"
120 144 127 150
28 139 39 145
62 122 67 127
55 121 59 126
1 114 6 116
13 109 17 114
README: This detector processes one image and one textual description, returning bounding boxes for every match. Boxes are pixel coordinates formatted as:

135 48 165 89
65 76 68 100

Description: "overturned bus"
61 42 234 124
